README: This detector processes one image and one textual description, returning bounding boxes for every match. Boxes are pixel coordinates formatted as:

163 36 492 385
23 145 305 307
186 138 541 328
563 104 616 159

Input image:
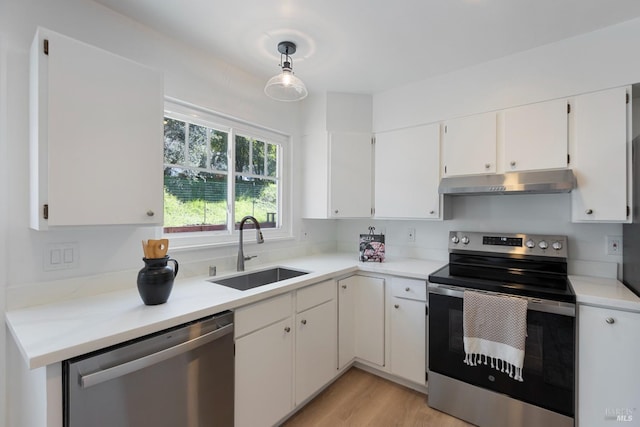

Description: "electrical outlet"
407 227 416 242
606 235 622 255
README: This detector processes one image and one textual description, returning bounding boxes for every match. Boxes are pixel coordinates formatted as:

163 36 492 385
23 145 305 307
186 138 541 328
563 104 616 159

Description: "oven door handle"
427 283 575 317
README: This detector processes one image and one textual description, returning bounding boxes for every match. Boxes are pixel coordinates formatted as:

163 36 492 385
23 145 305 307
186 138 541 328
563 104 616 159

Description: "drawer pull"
605 317 615 324
405 287 410 292
394 304 399 309
284 326 291 333
301 319 307 325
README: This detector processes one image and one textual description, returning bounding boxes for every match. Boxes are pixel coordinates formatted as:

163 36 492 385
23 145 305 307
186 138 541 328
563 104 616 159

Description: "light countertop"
570 275 640 312
6 254 443 370
7 253 639 371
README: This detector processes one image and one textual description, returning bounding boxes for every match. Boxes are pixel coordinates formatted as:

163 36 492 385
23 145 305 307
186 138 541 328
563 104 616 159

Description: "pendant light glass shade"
264 42 308 102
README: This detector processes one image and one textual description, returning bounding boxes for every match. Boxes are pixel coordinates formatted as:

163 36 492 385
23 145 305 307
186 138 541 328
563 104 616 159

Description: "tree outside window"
163 116 280 233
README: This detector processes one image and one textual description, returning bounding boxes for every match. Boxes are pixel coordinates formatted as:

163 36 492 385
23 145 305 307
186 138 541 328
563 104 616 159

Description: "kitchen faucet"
237 215 264 271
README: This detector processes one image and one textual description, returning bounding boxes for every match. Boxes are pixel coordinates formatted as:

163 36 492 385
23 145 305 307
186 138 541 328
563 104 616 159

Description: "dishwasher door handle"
80 323 233 389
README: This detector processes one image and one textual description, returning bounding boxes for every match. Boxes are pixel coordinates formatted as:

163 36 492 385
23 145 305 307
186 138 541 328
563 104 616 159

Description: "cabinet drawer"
296 280 335 313
391 278 426 301
235 293 292 337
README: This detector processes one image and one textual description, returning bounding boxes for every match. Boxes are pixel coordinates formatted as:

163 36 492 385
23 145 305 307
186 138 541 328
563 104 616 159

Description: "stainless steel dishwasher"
63 311 234 427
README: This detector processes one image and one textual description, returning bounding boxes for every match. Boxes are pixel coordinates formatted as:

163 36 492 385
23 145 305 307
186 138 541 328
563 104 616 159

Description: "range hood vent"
438 169 576 195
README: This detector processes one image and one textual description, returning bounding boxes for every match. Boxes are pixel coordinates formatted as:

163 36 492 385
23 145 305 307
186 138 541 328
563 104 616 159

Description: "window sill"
166 230 295 252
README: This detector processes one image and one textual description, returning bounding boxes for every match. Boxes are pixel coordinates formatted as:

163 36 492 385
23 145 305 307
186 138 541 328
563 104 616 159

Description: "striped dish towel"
463 290 528 381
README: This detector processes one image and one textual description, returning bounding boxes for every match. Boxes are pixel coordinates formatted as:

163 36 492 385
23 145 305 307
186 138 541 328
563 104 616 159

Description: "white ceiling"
93 0 640 94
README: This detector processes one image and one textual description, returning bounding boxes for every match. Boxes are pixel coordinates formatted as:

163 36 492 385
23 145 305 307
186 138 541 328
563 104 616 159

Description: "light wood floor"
282 368 475 427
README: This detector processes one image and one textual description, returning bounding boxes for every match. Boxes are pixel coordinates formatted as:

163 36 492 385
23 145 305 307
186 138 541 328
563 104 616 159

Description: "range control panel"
449 231 568 258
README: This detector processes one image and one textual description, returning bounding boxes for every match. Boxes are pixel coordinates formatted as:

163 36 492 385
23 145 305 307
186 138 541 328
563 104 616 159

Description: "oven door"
428 284 575 417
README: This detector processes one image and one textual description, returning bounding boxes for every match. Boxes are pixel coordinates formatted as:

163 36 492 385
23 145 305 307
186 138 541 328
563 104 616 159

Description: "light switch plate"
44 243 79 271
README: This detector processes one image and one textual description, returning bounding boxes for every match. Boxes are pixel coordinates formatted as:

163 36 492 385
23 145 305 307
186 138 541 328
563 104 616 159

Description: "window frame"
162 98 292 249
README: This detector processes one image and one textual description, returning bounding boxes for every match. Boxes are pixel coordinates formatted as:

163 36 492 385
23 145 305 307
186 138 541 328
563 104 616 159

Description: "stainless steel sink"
209 267 309 291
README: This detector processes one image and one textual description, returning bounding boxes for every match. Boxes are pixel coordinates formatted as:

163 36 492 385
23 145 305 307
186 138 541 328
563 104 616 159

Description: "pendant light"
264 41 308 102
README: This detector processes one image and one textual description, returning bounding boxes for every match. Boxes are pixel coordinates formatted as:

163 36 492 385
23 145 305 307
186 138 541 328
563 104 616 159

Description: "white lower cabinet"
389 278 427 385
235 317 293 427
235 280 337 427
235 294 294 427
337 275 386 368
578 304 640 427
295 298 337 404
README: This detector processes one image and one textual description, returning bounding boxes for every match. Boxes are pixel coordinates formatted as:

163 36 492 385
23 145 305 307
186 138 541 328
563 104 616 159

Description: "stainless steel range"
427 231 575 427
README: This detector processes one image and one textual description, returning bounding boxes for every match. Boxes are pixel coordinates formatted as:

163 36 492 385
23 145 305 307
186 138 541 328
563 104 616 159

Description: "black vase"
137 256 179 305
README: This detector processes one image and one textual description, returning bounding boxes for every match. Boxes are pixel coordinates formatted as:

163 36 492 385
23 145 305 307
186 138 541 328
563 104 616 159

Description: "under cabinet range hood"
438 169 576 195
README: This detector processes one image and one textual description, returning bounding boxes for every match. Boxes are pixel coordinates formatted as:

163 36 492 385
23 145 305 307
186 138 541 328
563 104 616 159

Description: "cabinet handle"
510 161 516 168
301 319 307 325
485 163 491 169
284 326 291 333
146 210 155 217
394 304 399 309
605 317 615 324
586 209 594 215
405 287 411 292
429 210 435 215
334 209 339 214
341 284 347 289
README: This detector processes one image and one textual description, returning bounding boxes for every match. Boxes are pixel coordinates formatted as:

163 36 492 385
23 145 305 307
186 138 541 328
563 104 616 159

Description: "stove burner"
429 231 574 302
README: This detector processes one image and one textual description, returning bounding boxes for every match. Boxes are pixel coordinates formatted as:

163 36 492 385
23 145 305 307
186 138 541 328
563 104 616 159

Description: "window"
162 100 287 241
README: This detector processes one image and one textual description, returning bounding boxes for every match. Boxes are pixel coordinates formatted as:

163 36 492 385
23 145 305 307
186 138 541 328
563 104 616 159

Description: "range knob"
538 240 549 250
525 239 535 249
451 235 460 244
461 236 470 245
552 241 563 251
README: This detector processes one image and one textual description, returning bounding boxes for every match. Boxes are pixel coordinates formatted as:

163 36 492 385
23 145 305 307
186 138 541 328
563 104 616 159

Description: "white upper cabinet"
571 86 630 222
502 98 569 172
442 111 497 176
30 28 164 230
374 123 441 219
329 132 373 218
301 93 373 219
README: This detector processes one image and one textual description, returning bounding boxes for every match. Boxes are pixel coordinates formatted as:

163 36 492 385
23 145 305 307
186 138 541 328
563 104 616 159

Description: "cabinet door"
338 275 385 368
31 28 164 229
442 112 497 176
354 276 386 366
578 305 640 427
295 299 337 404
503 98 568 172
301 132 330 219
375 124 440 218
390 297 426 385
571 87 629 222
338 278 356 369
235 318 293 427
329 132 372 218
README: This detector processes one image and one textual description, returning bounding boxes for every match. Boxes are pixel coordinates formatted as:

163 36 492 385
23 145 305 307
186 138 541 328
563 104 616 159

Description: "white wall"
0 31 8 427
373 17 640 132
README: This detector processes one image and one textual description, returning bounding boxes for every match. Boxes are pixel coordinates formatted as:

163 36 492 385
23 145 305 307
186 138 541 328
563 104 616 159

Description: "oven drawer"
391 278 426 301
